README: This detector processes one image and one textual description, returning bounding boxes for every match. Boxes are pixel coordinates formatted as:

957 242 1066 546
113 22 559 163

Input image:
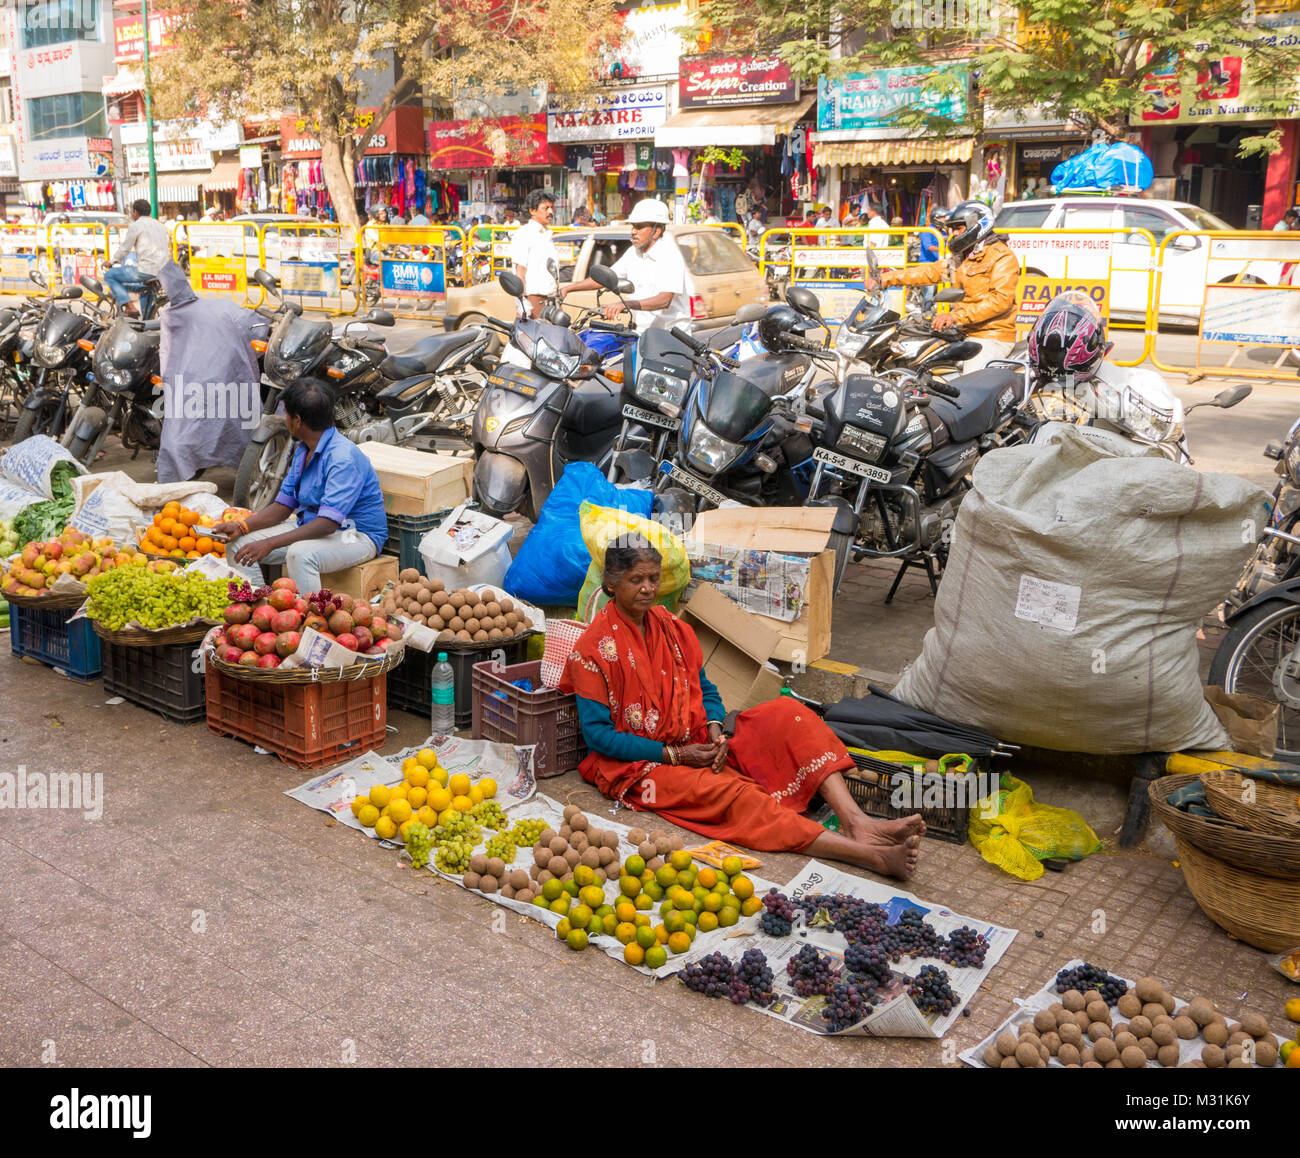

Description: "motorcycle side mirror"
252 268 279 293
618 280 634 296
785 286 823 320
78 274 105 297
29 270 47 288
547 258 560 278
59 287 84 299
499 271 525 298
934 288 966 303
734 302 767 323
865 246 880 278
1214 383 1252 409
589 263 620 292
364 310 395 327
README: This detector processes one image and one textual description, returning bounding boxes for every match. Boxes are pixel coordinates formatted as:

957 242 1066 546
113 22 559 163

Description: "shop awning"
654 96 815 148
812 137 975 167
103 68 145 97
125 179 202 204
202 159 241 192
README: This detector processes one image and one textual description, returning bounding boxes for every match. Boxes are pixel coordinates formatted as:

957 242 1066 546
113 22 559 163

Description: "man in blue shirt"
214 380 389 591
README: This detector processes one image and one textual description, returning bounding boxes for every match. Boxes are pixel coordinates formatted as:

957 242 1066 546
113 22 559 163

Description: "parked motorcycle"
0 288 51 436
471 268 624 521
234 269 490 509
1227 416 1300 610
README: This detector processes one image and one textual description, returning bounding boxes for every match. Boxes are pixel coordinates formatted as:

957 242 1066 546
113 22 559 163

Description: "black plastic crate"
843 750 972 845
102 639 207 724
384 510 449 575
386 636 529 730
9 604 101 682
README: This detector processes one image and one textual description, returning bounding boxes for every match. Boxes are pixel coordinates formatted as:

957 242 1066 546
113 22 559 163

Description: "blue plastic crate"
9 603 102 682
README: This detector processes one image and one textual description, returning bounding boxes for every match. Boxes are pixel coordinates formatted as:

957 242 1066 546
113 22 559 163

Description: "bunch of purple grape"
843 939 893 989
735 948 776 1007
880 907 946 962
680 952 735 999
940 925 990 969
908 965 958 1016
758 889 798 937
822 977 874 1033
786 944 840 997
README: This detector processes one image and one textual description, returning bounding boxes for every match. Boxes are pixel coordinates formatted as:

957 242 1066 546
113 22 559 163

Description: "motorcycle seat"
564 382 621 435
380 329 480 378
927 367 1021 443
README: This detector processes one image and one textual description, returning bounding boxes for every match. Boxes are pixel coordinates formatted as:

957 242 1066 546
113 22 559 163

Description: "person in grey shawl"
154 260 269 484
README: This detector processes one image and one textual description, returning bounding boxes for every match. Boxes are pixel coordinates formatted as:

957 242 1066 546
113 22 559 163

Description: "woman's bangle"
664 744 677 765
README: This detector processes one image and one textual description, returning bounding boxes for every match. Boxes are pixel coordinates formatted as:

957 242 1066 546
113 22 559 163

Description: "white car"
994 197 1297 324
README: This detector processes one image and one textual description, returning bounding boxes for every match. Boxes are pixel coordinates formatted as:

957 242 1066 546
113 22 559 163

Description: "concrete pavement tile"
25 1016 210 1068
236 935 397 1010
313 987 452 1059
226 1013 401 1068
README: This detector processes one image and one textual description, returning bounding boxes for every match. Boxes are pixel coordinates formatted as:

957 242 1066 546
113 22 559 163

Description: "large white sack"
893 426 1269 754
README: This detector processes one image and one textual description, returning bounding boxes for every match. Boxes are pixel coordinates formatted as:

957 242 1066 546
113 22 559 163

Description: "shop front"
20 137 118 216
426 114 564 222
655 53 814 225
813 67 974 229
983 107 1089 203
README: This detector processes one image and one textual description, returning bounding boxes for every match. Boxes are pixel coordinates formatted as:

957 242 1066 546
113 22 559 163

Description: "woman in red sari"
562 537 923 879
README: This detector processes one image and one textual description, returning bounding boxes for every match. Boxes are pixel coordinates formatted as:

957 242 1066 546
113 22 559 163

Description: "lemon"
624 854 646 877
655 865 677 888
401 757 420 776
639 868 655 885
669 849 692 871
479 777 497 799
407 786 428 809
698 910 719 933
349 795 369 818
387 798 413 825
731 875 755 900
602 913 618 935
374 815 397 840
398 819 416 842
634 913 652 928
665 910 687 934
549 896 571 915
357 804 380 828
451 794 474 812
542 878 563 901
615 900 637 923
616 921 638 945
430 766 449 788
416 748 438 769
624 942 646 966
667 931 691 955
595 903 615 919
448 773 471 797
672 891 694 911
566 928 588 951
389 782 409 800
417 805 438 827
437 807 456 826
722 855 743 876
703 892 724 913
718 907 740 928
719 892 741 910
682 909 698 927
407 766 430 789
1286 997 1300 1023
696 867 718 889
468 785 484 805
579 885 605 909
368 783 392 809
653 923 670 944
556 916 571 939
427 787 452 813
563 879 580 897
678 870 697 891
645 945 667 970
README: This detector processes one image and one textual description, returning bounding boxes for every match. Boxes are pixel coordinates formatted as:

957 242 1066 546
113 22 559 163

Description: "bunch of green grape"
471 800 508 830
508 817 548 846
485 833 516 864
406 822 431 869
432 811 481 847
85 567 229 631
435 838 474 873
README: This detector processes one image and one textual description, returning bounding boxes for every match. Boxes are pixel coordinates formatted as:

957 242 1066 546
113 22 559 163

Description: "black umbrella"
823 686 1014 759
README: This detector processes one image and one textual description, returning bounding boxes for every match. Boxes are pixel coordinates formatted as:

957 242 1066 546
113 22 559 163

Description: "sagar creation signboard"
678 54 799 108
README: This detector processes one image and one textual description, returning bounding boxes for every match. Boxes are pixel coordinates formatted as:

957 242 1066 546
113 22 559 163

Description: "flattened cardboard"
357 442 473 517
680 584 784 711
321 554 398 601
688 506 834 664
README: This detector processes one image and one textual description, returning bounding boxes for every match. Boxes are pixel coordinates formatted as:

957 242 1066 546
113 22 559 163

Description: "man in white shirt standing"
560 198 687 332
104 199 171 317
509 188 559 318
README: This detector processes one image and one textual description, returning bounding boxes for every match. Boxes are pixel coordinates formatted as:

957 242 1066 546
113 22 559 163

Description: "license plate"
814 446 891 483
487 373 536 397
659 460 728 507
622 403 676 430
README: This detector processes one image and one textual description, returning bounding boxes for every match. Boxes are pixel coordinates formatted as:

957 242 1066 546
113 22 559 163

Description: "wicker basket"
206 644 404 684
2 588 88 610
91 619 219 647
1173 834 1300 952
1148 775 1300 878
1200 768 1300 839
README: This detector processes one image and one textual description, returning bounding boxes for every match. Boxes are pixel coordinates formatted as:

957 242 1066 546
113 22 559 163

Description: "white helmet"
627 198 671 226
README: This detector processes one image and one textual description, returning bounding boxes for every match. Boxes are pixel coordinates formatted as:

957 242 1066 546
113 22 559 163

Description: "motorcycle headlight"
269 355 305 382
1286 440 1300 488
841 424 887 462
1122 387 1178 443
98 365 133 388
635 368 687 408
835 328 868 358
686 423 745 473
534 336 580 379
35 340 65 366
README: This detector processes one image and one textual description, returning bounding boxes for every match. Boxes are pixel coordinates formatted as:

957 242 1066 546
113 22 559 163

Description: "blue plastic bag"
503 462 653 605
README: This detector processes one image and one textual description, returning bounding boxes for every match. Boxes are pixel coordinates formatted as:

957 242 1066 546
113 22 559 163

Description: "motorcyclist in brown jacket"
869 200 1021 370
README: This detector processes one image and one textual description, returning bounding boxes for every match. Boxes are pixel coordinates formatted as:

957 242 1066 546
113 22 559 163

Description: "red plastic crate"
205 665 388 769
471 658 586 778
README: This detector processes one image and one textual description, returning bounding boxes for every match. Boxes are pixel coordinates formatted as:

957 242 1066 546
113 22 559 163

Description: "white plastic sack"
0 480 44 520
893 427 1269 755
418 505 514 592
69 473 221 545
0 435 85 498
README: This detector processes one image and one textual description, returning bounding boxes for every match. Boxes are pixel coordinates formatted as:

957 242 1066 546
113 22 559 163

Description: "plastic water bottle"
431 652 455 734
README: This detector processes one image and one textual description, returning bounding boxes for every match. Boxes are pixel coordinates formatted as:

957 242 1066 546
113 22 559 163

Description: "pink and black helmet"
1027 291 1110 381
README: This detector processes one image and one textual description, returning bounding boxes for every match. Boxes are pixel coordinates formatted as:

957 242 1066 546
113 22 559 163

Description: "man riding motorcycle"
868 200 1020 371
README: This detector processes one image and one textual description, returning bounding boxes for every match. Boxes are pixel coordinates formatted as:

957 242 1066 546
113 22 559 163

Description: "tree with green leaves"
151 0 616 228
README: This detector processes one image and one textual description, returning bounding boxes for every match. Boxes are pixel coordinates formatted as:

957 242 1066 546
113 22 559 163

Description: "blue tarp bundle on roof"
1051 142 1153 191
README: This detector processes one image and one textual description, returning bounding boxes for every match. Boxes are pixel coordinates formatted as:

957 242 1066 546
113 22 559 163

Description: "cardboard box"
688 507 835 664
680 583 785 712
356 442 473 518
321 554 398 601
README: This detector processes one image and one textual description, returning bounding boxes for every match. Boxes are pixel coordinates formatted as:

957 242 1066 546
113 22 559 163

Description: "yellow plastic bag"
578 500 690 597
968 773 1103 881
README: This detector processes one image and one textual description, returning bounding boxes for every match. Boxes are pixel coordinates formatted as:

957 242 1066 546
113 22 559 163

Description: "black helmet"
757 303 802 352
944 200 995 260
1027 291 1109 381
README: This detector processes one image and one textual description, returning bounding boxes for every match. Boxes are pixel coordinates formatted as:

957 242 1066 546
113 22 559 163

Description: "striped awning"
125 180 202 203
813 137 975 167
202 159 241 192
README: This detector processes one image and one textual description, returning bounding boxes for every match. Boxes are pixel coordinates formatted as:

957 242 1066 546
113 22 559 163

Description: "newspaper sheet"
959 958 1291 1067
685 540 811 622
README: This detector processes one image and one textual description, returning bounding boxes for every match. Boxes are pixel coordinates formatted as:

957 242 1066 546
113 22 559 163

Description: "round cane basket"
207 644 404 684
2 588 87 610
1200 768 1300 839
1149 775 1300 878
91 619 219 647
1172 835 1300 952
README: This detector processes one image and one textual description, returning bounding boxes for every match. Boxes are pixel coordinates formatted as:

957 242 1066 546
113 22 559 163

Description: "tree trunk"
318 123 360 230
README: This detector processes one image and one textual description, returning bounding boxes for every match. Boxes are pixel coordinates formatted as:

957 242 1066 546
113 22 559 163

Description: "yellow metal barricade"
488 225 519 281
182 221 263 307
0 223 51 297
1151 229 1300 382
368 224 459 318
268 220 357 316
995 226 1158 367
701 221 746 246
48 221 110 292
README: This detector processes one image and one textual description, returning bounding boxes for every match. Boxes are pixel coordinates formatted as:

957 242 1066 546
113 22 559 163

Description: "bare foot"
805 831 922 880
874 835 921 879
844 812 926 846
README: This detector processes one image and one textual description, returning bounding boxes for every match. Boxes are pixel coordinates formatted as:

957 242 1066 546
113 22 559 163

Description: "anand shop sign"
679 55 799 108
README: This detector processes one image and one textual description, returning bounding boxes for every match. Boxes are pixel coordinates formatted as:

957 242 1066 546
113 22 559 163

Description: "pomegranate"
257 653 281 669
338 593 356 611
237 650 261 667
271 609 301 634
253 631 279 656
386 622 403 641
293 597 308 615
275 630 302 658
327 609 354 635
250 604 277 633
352 626 373 651
212 631 228 650
335 632 359 652
351 603 373 627
224 603 252 626
232 623 261 651
372 637 392 652
219 644 245 663
267 588 296 612
303 613 329 634
369 616 388 638
271 577 297 593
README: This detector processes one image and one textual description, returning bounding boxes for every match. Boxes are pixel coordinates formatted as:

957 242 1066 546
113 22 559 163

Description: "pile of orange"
138 502 227 561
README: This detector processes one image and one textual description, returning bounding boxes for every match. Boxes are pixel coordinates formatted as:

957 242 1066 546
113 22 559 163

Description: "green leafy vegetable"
12 462 80 547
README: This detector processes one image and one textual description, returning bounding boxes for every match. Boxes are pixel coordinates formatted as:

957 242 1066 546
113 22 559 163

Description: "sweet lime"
645 945 668 969
625 854 646 877
566 928 588 951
